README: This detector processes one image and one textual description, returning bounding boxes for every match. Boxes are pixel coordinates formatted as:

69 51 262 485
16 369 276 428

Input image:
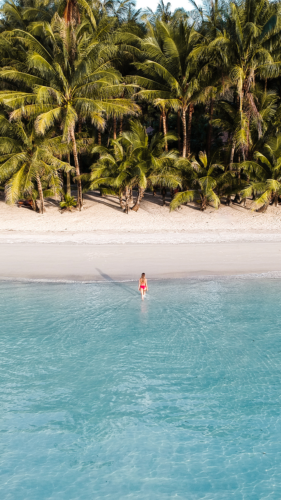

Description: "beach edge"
1 241 281 282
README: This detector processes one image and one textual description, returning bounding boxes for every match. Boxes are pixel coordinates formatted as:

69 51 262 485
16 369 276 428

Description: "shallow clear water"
1 278 281 499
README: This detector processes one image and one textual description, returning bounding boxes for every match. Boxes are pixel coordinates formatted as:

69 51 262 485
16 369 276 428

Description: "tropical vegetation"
0 0 281 214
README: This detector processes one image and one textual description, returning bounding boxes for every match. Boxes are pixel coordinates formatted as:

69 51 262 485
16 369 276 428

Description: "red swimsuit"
140 280 146 289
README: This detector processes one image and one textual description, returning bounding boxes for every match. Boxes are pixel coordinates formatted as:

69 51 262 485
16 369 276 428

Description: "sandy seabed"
1 190 281 280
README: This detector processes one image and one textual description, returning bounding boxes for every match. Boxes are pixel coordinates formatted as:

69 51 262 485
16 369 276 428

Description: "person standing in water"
139 273 148 300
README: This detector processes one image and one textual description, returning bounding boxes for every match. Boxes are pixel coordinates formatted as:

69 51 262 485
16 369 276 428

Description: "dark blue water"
1 279 281 499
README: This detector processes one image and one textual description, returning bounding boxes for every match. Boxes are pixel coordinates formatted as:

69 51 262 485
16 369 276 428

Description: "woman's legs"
141 288 145 300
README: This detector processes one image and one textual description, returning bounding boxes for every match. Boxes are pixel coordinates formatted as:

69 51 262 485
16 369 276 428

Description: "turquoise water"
1 278 281 499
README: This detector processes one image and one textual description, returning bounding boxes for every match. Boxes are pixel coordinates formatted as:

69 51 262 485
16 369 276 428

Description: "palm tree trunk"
124 186 130 214
58 154 64 201
113 115 117 140
186 103 194 157
66 172 71 196
207 98 214 158
177 110 181 154
201 195 207 211
257 200 270 213
159 114 163 133
162 113 168 152
98 131 101 146
64 0 81 24
119 191 124 209
36 174 44 214
182 107 187 158
132 188 144 212
67 153 71 196
70 127 83 211
234 158 241 203
229 139 235 170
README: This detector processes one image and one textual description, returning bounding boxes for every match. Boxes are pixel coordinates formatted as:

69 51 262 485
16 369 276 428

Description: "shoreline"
2 193 281 282
1 241 281 282
2 271 281 284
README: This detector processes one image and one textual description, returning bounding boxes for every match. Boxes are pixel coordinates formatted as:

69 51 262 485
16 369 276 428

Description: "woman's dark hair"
141 273 145 278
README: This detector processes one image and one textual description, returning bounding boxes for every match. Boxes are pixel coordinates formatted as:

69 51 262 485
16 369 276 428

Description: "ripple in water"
0 279 281 499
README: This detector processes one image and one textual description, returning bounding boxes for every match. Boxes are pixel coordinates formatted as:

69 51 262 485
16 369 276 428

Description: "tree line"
0 0 281 213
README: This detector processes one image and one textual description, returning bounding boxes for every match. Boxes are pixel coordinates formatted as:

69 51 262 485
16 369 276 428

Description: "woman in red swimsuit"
139 273 148 300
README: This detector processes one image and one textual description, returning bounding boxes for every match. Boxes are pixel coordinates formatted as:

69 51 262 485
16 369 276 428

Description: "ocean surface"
1 278 281 500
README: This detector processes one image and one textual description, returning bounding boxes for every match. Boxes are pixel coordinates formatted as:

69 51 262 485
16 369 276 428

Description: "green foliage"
60 193 77 210
240 135 281 211
0 0 280 214
0 114 71 207
170 151 231 211
82 119 178 211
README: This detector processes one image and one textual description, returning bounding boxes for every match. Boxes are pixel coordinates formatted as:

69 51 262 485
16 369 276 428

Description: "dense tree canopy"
0 0 281 213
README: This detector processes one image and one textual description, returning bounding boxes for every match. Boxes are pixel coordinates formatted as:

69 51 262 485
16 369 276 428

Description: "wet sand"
1 242 281 281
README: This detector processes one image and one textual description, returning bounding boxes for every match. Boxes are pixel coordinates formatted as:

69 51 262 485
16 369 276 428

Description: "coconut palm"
240 136 281 212
213 85 280 172
210 0 281 159
60 192 77 210
0 113 72 213
170 151 231 211
61 0 99 28
188 0 227 30
121 120 178 210
0 0 55 32
187 1 230 157
123 19 202 157
0 16 139 209
83 138 137 213
83 120 178 212
148 152 182 205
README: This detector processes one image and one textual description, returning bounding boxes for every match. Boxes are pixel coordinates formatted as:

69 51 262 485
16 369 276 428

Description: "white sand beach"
1 190 281 243
1 190 281 280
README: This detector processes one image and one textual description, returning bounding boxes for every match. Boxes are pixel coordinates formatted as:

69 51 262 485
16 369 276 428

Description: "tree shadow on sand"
84 192 122 212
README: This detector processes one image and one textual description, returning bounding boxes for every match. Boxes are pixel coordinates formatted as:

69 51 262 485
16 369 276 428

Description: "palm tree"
148 152 182 205
170 151 231 211
210 0 281 160
213 99 248 169
213 81 279 158
240 136 281 212
121 120 178 210
83 120 178 212
0 0 54 32
144 0 187 25
83 138 136 213
145 0 173 24
124 19 202 157
61 0 98 28
0 114 71 213
0 17 139 209
60 192 77 210
187 0 227 30
187 1 229 158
